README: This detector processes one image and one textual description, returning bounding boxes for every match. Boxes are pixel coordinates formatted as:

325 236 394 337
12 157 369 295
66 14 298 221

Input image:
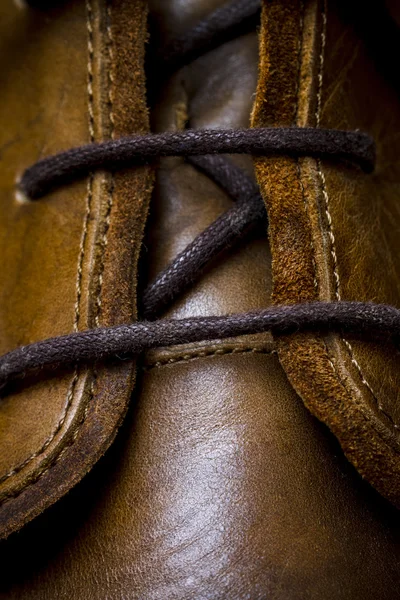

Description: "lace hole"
15 175 31 204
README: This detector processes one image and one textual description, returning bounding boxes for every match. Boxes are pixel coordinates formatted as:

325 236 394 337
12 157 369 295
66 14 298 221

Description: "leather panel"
2 2 400 599
252 0 400 507
0 0 152 538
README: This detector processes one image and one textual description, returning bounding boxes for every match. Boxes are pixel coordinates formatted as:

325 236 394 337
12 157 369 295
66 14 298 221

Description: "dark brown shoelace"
0 0 396 391
20 127 374 199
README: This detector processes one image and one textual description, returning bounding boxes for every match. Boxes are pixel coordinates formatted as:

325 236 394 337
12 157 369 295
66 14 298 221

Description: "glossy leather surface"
0 0 152 537
1 0 400 598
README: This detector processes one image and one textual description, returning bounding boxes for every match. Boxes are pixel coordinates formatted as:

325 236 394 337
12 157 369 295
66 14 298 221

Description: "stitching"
0 0 97 487
341 338 399 429
87 0 95 146
0 375 97 504
315 1 398 430
321 342 400 452
95 1 115 327
318 163 341 298
0 373 80 485
0 0 117 503
144 347 277 371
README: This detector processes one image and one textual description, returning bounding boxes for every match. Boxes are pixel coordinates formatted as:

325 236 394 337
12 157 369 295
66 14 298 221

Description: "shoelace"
1 0 397 390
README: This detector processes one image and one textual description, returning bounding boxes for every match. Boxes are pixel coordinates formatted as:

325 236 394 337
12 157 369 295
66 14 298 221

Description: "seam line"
0 0 98 489
315 1 398 430
95 1 115 327
144 347 277 371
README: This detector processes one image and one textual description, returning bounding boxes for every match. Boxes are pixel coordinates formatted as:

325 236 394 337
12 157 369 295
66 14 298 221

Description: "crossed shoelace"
1 0 397 391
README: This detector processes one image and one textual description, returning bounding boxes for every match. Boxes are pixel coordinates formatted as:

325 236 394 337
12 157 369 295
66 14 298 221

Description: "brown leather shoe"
1 0 400 598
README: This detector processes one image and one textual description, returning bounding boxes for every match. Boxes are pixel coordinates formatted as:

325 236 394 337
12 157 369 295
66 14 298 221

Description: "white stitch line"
318 164 340 299
339 338 398 426
27 3 116 489
87 0 95 144
94 1 115 328
315 1 396 428
0 1 96 487
316 1 344 304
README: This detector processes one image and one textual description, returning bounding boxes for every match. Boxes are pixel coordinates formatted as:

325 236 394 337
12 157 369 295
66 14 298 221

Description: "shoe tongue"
144 0 271 319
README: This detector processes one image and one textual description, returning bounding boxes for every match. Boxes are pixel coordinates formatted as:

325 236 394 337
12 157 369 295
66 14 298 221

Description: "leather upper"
253 0 400 507
0 0 152 537
1 1 400 598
